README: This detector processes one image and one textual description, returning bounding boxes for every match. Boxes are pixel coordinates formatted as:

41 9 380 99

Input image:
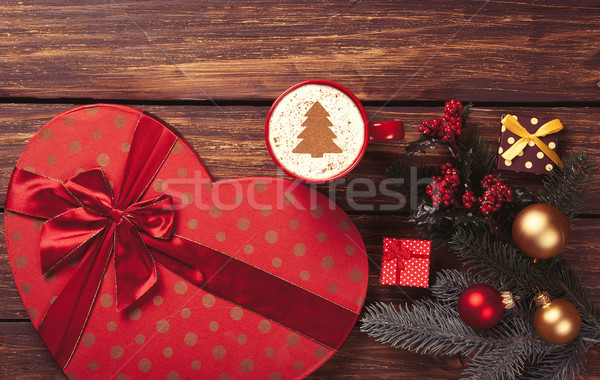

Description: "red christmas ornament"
458 284 505 329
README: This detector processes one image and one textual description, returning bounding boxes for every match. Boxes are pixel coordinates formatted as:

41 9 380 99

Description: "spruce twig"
539 151 596 219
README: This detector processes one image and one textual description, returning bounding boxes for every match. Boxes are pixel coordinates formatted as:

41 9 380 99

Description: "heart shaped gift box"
4 104 368 379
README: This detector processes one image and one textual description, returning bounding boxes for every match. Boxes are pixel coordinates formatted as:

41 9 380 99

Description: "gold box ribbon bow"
500 114 563 168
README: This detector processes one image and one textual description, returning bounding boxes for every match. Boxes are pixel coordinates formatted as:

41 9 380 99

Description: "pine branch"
539 151 596 218
521 337 590 380
549 265 600 330
449 225 540 299
430 269 477 304
361 300 535 359
461 341 531 380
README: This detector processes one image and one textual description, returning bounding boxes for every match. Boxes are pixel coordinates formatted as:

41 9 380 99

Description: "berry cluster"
426 163 460 207
418 99 464 140
478 174 512 215
462 175 512 215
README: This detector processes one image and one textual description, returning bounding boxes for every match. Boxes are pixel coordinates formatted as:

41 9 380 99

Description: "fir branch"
361 300 535 359
539 151 596 218
430 269 477 304
461 341 531 380
521 337 590 380
550 265 600 330
449 225 540 299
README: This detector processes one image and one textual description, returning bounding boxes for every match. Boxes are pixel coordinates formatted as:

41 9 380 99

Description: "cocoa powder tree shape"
292 101 343 158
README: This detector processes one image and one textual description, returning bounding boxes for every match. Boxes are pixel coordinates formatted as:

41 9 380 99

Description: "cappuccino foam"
267 83 366 181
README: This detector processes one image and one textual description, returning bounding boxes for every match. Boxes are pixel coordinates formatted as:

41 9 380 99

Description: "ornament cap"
501 291 515 309
534 291 552 307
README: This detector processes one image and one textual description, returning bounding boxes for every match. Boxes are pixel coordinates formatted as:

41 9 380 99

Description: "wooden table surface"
1 1 600 378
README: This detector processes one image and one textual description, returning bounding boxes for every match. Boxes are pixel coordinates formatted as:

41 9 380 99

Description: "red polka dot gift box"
4 104 368 379
380 238 430 288
497 114 563 175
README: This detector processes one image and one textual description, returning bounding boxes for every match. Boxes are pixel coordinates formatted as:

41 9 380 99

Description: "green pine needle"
539 151 596 218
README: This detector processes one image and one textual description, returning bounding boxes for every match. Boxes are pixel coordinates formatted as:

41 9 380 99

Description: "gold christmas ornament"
512 203 570 260
534 291 581 345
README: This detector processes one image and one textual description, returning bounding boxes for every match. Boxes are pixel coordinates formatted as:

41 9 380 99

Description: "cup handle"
368 120 405 143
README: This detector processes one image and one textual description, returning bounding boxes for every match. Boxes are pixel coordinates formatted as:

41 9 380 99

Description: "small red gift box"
380 238 430 288
497 114 563 174
4 104 368 379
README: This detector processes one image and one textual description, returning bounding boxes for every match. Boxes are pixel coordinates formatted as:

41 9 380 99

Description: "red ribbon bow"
6 113 358 370
40 168 174 310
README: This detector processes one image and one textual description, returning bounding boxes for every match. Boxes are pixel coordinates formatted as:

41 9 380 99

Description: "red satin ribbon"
383 242 427 284
6 116 357 369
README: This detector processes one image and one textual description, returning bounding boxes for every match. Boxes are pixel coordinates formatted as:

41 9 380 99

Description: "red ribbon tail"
37 226 114 369
113 222 159 311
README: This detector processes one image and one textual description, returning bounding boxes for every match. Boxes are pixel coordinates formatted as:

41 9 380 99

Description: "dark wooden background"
1 1 600 378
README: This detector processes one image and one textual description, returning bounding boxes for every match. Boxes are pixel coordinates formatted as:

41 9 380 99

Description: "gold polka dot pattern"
191 360 202 370
213 345 226 359
181 308 192 319
110 346 124 359
113 115 127 128
258 320 272 333
69 141 82 154
293 243 306 256
300 270 310 281
81 332 95 346
237 217 250 231
202 294 216 307
156 319 170 333
265 230 278 244
96 153 110 167
128 308 142 320
47 155 57 165
100 293 113 308
310 205 324 218
315 346 329 360
138 358 152 372
174 281 188 295
286 333 300 346
185 332 198 346
107 321 117 332
40 128 53 141
240 358 254 372
230 307 244 320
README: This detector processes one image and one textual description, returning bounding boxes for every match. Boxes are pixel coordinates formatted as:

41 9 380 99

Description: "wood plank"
1 104 599 212
1 1 599 102
0 322 64 380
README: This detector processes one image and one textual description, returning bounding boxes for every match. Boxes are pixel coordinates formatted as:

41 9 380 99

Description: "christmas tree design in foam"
292 101 343 158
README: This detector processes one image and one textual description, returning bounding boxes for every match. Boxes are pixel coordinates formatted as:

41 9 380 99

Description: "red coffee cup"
265 80 404 183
